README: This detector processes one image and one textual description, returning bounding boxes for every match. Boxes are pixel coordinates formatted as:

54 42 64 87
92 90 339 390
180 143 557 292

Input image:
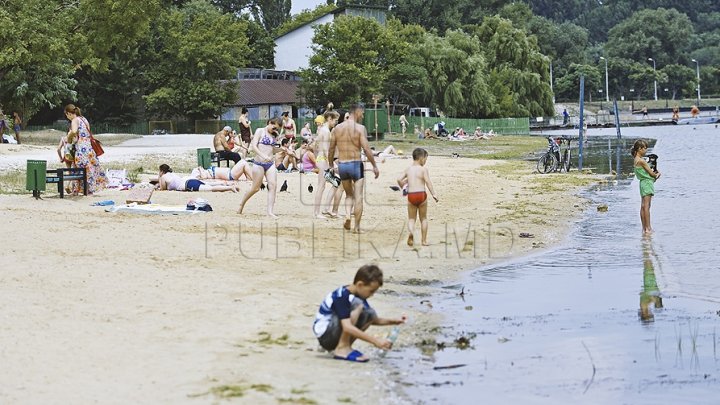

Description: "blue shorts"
337 161 364 181
185 179 205 191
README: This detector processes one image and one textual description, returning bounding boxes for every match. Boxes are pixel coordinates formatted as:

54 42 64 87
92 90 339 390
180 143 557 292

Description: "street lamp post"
691 58 701 105
664 88 669 108
648 57 657 101
600 56 609 102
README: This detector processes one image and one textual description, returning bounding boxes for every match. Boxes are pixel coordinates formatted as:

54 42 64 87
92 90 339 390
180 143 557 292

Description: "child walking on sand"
313 265 406 363
397 148 438 246
632 140 661 234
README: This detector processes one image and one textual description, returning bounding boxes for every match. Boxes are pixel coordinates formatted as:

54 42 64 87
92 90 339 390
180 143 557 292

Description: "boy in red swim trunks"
397 148 438 246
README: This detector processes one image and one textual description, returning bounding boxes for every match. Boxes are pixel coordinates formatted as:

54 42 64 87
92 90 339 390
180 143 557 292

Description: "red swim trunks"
407 191 427 207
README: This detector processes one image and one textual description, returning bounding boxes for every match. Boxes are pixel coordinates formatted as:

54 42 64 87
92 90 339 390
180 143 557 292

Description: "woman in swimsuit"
238 117 283 216
158 164 238 192
313 105 340 218
281 111 296 140
238 107 252 158
190 160 252 182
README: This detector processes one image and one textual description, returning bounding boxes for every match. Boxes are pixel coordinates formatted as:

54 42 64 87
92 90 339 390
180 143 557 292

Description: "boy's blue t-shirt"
313 285 370 338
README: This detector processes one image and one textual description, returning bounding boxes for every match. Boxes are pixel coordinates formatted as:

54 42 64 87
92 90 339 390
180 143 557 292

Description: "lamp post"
691 58 701 105
549 59 555 104
630 88 635 112
648 57 657 101
599 56 609 102
664 88 669 108
599 89 604 111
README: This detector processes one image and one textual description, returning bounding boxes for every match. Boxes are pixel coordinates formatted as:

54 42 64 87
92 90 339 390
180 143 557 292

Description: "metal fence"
25 115 530 136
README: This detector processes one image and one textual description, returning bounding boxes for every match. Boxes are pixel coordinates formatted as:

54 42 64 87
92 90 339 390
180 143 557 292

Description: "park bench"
45 167 87 198
210 151 233 167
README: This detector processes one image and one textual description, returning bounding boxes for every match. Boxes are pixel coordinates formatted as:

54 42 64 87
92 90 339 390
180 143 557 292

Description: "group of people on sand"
0 107 22 144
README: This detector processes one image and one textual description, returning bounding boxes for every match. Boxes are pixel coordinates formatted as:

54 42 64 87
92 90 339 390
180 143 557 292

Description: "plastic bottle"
379 326 400 358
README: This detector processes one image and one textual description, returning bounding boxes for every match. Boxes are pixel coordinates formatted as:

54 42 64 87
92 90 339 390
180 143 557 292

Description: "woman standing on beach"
64 104 106 194
281 111 296 141
12 111 22 144
631 139 660 234
238 117 283 217
238 107 252 158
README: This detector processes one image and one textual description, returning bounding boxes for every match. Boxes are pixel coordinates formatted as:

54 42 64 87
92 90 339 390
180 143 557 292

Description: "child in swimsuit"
631 139 661 234
397 148 438 246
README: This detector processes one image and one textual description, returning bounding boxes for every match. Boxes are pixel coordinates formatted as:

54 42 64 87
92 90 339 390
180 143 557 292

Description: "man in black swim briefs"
328 103 379 234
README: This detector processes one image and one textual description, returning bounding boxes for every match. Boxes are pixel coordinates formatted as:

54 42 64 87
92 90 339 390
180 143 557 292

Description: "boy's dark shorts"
318 298 377 351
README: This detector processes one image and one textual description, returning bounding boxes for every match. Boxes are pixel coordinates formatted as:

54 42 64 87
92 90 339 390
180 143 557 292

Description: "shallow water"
392 124 720 403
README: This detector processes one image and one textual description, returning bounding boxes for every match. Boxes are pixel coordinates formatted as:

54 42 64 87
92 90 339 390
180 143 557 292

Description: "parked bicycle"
537 135 572 174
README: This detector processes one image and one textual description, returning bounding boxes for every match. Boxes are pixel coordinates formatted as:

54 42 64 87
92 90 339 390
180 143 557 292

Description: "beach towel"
105 203 206 215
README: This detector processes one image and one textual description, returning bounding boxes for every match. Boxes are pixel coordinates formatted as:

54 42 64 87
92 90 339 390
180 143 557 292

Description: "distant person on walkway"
631 139 660 234
399 114 409 135
690 105 700 118
64 104 106 195
12 111 22 144
213 126 241 164
672 106 680 122
562 108 569 126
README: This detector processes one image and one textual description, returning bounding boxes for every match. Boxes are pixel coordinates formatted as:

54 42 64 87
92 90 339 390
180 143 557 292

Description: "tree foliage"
298 15 404 109
142 0 251 119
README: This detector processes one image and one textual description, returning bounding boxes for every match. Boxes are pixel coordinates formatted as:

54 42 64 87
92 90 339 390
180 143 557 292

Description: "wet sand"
0 135 592 403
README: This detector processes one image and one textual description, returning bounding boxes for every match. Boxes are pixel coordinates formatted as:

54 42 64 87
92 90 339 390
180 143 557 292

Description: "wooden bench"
210 152 233 167
46 167 87 198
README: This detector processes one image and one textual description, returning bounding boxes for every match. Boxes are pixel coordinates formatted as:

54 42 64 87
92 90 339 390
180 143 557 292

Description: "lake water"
390 124 720 404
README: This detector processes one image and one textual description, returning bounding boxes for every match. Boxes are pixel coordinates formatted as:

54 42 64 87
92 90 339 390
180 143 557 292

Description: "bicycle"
537 136 572 173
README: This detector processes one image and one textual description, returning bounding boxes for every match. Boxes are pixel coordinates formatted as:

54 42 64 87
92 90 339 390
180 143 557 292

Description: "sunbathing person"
275 137 298 172
157 164 238 192
190 160 253 182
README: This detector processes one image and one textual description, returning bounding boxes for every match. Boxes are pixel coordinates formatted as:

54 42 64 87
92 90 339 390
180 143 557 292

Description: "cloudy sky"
290 0 326 15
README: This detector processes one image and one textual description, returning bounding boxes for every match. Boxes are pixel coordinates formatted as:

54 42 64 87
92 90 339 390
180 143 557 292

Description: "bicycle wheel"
537 153 557 174
562 150 570 172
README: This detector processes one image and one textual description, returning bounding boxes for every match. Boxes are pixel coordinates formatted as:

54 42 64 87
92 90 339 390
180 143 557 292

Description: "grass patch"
251 384 274 393
0 169 26 194
210 384 247 398
256 332 290 345
337 398 354 403
369 135 546 161
278 397 318 404
291 388 310 395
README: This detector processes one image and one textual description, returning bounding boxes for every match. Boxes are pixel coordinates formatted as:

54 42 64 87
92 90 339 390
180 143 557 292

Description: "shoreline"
0 135 603 404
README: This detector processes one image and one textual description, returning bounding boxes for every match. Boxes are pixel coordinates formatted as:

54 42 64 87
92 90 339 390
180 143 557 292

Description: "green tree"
142 0 251 119
555 64 602 101
411 30 493 118
251 0 291 32
472 16 554 117
660 64 695 100
0 0 77 123
298 15 404 108
605 8 695 67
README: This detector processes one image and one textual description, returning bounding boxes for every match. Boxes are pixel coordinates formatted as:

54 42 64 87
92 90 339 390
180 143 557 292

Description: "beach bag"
90 135 104 156
82 117 104 157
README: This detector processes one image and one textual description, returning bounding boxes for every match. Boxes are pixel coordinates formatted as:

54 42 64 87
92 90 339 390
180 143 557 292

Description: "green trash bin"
197 148 211 169
26 160 47 198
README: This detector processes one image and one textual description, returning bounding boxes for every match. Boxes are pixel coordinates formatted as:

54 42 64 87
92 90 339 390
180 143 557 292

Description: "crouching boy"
313 264 406 362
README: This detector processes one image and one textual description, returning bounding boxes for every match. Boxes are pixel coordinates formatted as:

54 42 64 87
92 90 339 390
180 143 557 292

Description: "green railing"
24 116 529 136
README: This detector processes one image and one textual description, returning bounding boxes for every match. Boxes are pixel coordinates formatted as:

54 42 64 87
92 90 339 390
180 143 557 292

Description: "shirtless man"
213 126 241 164
327 103 379 233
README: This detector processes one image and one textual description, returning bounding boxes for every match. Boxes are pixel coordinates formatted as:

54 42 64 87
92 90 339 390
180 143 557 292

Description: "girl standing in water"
631 139 661 234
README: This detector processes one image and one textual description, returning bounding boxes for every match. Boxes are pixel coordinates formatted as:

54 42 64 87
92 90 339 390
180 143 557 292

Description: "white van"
409 107 438 117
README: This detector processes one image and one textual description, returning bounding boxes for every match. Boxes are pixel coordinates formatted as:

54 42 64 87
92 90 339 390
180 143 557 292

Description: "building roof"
233 79 302 106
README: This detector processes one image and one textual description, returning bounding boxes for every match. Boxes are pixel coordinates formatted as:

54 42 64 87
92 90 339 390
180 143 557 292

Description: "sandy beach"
0 135 593 404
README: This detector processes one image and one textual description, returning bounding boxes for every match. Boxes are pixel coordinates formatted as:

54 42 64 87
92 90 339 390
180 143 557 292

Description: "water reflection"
639 237 663 323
